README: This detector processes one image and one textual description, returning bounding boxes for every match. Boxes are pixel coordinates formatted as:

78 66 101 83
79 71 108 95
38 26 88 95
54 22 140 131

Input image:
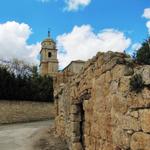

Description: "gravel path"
0 120 54 150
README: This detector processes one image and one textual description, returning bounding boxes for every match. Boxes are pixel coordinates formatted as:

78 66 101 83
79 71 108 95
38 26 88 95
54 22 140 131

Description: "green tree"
136 38 150 65
0 61 54 102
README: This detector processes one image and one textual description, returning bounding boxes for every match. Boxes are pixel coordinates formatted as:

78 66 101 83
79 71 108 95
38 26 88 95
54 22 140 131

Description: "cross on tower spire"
48 28 50 38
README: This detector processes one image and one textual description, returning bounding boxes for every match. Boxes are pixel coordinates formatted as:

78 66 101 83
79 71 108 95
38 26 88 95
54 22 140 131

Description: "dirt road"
0 120 54 150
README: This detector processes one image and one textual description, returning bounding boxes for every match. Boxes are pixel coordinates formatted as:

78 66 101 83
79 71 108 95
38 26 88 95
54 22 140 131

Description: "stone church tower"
39 32 58 77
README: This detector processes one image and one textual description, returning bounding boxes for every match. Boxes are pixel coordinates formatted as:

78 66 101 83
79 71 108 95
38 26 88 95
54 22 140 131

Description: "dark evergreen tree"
0 62 53 102
136 38 150 65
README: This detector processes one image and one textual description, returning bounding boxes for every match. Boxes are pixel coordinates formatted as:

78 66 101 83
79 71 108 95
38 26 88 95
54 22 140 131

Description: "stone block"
139 109 150 133
72 142 83 150
102 142 114 150
83 122 91 136
130 132 150 150
70 130 81 137
126 129 134 135
84 135 90 147
70 105 80 114
70 114 81 122
71 136 81 143
94 113 112 140
105 71 112 83
70 122 80 133
127 93 150 109
111 65 125 80
112 128 130 149
110 80 119 94
124 65 134 76
103 57 118 72
142 87 150 99
126 110 139 118
121 115 141 131
119 77 130 93
112 95 128 114
142 66 150 85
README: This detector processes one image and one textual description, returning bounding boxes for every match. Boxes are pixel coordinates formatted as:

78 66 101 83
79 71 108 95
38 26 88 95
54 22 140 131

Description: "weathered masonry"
54 52 150 150
0 101 55 124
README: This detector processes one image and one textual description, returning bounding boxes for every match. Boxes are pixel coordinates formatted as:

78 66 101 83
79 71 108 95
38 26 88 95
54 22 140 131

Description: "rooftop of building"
62 60 85 72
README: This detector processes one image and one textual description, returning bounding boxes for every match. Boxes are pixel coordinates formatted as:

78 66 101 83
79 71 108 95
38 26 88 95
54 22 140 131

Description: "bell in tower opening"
39 31 58 77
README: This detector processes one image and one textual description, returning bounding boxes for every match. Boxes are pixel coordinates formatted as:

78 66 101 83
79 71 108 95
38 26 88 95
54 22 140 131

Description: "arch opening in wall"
80 102 85 149
48 52 52 58
78 90 91 150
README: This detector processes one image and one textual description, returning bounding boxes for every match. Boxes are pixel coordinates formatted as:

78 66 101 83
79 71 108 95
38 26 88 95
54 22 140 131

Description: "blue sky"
0 0 149 68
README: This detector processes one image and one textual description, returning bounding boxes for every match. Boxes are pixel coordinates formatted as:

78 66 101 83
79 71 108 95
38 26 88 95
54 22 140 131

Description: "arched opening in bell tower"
48 52 52 58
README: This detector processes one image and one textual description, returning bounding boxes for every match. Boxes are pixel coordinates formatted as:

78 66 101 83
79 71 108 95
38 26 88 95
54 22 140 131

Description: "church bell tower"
40 31 58 77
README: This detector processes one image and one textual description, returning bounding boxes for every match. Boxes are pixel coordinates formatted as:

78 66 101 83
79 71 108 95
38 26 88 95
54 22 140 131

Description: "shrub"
136 38 150 65
130 74 145 93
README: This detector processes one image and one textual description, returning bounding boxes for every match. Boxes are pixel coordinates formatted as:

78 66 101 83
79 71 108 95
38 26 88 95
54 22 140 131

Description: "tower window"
48 52 52 58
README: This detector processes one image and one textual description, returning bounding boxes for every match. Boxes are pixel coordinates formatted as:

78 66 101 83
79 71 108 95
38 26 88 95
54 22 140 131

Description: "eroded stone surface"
54 52 150 150
130 132 150 150
139 109 150 133
142 66 150 85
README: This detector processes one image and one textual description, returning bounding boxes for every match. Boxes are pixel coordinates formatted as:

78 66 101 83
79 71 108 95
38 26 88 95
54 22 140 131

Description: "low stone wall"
55 52 150 150
0 101 55 124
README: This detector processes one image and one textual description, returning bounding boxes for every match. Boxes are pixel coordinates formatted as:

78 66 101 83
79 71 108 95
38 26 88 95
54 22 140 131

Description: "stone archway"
79 102 85 149
70 89 91 150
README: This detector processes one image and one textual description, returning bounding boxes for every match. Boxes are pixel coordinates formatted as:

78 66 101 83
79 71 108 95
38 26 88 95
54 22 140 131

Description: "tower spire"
48 28 50 38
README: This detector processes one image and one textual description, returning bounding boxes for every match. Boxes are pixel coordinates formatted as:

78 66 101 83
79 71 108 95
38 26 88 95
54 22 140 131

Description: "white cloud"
37 0 91 11
65 0 91 11
57 25 131 68
143 8 150 34
0 21 40 64
131 43 142 51
143 8 150 19
146 21 150 34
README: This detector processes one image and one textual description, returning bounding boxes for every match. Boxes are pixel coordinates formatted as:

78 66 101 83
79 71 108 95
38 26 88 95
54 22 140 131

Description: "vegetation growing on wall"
0 59 53 102
130 74 145 93
135 37 150 65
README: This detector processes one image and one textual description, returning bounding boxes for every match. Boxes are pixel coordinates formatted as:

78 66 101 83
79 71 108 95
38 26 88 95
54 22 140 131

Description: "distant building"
39 32 85 84
55 60 85 85
39 32 58 77
63 60 85 76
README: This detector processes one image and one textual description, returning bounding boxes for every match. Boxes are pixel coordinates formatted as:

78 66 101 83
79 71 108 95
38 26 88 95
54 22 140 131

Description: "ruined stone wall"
55 52 150 150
